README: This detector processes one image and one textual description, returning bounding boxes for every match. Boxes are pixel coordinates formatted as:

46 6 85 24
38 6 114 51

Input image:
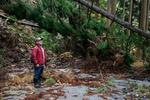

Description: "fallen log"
0 12 39 27
74 0 150 39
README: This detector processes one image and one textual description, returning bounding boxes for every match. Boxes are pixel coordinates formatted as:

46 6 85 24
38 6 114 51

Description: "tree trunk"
128 0 134 35
74 0 150 38
139 0 148 31
122 0 126 21
95 0 100 19
106 0 117 27
145 0 149 30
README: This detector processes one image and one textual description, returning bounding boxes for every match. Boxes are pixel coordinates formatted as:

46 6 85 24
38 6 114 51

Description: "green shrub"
106 79 113 86
97 41 109 56
0 49 5 68
124 53 134 67
44 77 56 86
96 79 114 93
97 86 108 93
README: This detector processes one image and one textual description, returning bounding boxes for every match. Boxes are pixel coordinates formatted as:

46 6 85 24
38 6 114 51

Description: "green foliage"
2 0 150 64
0 49 5 68
97 41 109 56
144 63 150 71
4 0 105 39
124 53 134 66
106 79 113 86
6 0 27 19
37 31 61 52
96 79 114 93
44 77 56 86
35 31 51 49
56 0 75 17
7 16 17 22
97 86 108 93
30 30 61 52
86 30 97 40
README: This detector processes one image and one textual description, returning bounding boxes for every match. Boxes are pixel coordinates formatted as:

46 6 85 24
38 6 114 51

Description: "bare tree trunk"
95 0 100 19
106 0 117 27
139 0 149 62
106 0 111 27
128 0 134 35
122 0 126 21
74 0 150 38
122 0 126 31
145 0 149 30
139 0 148 31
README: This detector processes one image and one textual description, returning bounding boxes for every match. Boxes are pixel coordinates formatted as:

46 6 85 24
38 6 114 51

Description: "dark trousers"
33 65 44 85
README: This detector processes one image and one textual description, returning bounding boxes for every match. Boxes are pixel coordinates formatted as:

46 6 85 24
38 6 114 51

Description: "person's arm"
44 49 47 66
32 47 38 66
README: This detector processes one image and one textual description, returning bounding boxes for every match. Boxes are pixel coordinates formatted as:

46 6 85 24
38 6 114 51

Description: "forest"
0 0 150 99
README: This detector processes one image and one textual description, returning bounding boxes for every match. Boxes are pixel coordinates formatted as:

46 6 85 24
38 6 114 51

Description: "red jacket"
32 45 46 65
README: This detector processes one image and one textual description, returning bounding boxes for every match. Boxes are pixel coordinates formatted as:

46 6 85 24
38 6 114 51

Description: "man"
32 37 46 88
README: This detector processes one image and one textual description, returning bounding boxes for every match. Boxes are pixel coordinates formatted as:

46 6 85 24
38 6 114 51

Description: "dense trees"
0 0 150 66
75 0 150 38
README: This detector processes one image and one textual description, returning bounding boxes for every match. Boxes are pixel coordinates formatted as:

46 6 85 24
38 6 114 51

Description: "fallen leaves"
131 60 145 68
49 69 76 84
8 73 33 85
59 52 73 61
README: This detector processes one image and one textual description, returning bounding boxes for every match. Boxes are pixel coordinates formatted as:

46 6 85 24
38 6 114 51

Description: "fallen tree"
0 12 39 27
74 0 150 39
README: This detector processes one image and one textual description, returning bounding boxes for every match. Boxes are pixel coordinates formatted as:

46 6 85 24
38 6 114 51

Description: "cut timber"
74 0 150 39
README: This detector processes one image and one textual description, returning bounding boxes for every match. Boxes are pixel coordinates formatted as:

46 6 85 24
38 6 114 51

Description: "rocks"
144 77 150 82
110 79 150 99
72 69 81 74
24 94 39 100
76 73 98 81
112 80 128 90
3 90 27 100
8 68 30 75
58 86 104 100
84 95 104 100
128 79 150 87
109 93 125 100
2 58 150 100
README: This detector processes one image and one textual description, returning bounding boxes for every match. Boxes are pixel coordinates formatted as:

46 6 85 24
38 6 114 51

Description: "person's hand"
36 64 39 67
43 65 47 68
